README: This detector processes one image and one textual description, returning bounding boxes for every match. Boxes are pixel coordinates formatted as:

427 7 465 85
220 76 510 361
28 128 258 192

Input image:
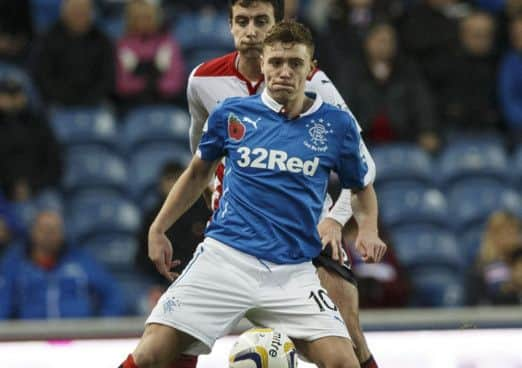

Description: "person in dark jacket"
0 209 125 319
398 0 469 99
440 11 501 134
31 0 114 106
339 22 440 151
0 76 62 202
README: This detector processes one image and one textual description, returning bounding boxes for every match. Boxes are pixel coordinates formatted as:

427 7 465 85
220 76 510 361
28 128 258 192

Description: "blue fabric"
499 51 522 131
474 0 505 13
198 94 368 264
0 245 125 319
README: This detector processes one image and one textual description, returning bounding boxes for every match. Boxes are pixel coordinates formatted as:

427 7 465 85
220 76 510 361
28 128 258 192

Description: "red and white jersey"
186 51 375 223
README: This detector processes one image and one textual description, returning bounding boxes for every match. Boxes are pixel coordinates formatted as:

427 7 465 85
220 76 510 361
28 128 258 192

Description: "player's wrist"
326 212 350 227
149 221 167 236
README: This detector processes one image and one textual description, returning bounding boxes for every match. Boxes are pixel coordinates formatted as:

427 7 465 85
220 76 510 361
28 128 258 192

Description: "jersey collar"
261 89 323 118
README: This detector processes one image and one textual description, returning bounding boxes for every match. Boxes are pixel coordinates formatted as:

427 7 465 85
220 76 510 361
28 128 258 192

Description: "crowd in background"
0 0 521 320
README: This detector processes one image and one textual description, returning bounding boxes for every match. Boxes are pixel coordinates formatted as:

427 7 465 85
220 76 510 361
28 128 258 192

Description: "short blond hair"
263 20 315 57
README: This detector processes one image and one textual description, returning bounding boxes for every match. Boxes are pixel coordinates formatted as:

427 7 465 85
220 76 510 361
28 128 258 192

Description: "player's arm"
337 114 386 263
351 184 386 263
150 102 226 281
149 156 220 280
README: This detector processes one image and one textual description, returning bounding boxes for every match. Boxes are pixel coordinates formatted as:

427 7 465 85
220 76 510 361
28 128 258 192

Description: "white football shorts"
146 237 349 355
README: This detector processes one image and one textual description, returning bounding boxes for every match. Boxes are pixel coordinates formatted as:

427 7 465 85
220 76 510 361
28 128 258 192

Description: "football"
229 328 298 368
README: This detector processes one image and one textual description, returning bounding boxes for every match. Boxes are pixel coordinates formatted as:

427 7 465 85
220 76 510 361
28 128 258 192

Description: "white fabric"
146 238 349 355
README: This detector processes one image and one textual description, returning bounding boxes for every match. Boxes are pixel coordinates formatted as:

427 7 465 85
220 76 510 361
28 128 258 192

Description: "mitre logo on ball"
228 113 246 141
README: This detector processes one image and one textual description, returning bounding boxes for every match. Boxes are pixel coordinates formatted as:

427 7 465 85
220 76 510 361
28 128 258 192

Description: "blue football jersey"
197 90 369 264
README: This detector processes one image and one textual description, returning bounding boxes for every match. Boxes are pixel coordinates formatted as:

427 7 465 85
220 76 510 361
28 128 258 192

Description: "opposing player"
186 1 382 367
118 20 386 368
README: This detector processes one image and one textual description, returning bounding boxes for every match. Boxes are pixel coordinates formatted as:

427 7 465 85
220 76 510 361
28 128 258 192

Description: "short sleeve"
196 104 227 161
336 114 369 190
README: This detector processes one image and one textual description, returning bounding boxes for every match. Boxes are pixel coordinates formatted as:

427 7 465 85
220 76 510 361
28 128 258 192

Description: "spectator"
31 0 114 107
0 210 125 319
440 11 501 134
115 0 186 109
499 15 522 135
474 211 522 305
134 161 211 311
0 0 33 65
343 219 410 308
316 0 397 79
398 0 470 99
338 22 440 151
0 76 62 202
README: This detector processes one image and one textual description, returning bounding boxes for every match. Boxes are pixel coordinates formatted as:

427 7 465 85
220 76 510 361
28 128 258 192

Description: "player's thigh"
132 323 196 367
293 336 360 368
147 241 252 355
248 262 349 341
316 265 360 317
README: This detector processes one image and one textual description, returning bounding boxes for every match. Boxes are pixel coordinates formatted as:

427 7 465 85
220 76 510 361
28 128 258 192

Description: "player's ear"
306 57 315 79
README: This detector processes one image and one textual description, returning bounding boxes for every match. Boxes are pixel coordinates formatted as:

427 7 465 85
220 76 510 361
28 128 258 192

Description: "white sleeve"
187 67 210 154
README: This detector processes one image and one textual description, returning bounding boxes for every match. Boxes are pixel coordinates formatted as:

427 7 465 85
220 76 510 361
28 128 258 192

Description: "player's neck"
279 94 313 120
237 54 263 83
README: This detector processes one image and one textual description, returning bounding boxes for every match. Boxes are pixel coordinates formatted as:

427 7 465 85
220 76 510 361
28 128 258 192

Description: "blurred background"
0 0 521 365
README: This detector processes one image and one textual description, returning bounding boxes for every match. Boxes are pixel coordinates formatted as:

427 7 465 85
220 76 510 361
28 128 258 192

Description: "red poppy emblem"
228 114 245 141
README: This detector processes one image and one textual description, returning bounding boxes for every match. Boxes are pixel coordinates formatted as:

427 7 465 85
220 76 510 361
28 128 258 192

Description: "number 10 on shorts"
309 290 338 312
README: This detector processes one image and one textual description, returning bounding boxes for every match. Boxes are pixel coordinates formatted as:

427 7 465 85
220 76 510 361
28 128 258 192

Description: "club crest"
304 119 333 152
228 113 246 142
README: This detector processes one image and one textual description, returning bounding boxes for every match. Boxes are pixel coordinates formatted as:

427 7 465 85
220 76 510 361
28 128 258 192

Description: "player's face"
261 42 314 105
230 2 276 59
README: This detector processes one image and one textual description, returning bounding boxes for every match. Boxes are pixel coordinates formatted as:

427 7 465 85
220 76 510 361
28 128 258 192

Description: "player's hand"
355 228 387 263
318 217 344 265
148 227 181 282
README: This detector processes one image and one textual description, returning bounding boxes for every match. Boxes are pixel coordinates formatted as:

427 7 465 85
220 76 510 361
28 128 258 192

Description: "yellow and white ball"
229 328 297 368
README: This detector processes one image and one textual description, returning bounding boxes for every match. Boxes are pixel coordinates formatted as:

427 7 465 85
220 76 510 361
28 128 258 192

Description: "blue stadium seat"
128 144 192 203
113 271 154 315
63 147 128 196
83 234 138 272
173 12 233 52
447 178 521 231
379 184 449 230
12 201 37 230
68 195 141 244
122 106 190 152
460 226 484 267
98 15 125 40
370 144 433 188
391 227 463 272
512 146 522 191
437 139 509 188
30 0 61 32
0 63 40 108
185 48 232 73
49 107 118 151
409 268 465 307
34 188 64 213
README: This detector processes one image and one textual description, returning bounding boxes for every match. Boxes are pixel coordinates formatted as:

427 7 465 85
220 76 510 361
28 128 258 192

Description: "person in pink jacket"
115 0 186 108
